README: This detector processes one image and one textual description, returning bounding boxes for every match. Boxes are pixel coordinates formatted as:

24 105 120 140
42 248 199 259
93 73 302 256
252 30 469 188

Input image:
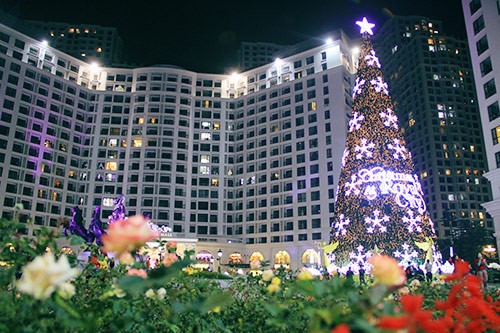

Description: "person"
346 267 354 280
425 260 433 282
359 267 366 286
405 266 413 280
475 253 488 289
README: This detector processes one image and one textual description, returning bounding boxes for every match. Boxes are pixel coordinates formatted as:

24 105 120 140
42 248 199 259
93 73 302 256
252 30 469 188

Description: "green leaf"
69 236 85 246
369 284 389 305
118 276 146 296
199 292 232 313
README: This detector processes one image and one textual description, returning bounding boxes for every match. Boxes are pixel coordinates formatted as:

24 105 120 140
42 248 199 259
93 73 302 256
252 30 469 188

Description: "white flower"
57 282 76 299
16 253 78 300
145 288 156 299
156 287 166 300
488 263 500 270
262 269 274 282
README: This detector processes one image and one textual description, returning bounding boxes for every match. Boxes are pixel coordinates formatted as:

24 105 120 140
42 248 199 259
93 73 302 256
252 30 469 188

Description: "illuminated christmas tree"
329 18 439 272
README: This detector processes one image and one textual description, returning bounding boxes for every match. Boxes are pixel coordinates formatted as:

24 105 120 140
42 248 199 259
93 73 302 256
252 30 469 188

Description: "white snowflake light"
349 112 365 132
370 76 389 95
365 50 381 68
387 139 407 160
334 214 350 237
380 108 398 129
364 209 390 233
349 245 372 266
402 209 422 233
352 78 366 99
364 185 377 200
355 138 375 159
344 174 361 196
395 243 419 268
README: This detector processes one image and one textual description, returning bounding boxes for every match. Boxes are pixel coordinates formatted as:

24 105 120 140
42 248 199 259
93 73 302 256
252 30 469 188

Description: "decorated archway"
194 250 213 270
249 251 264 262
228 252 244 265
274 250 290 269
301 249 320 267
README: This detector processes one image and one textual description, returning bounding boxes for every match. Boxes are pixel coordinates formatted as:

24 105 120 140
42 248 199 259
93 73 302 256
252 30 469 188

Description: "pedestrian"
475 253 488 289
425 260 433 282
359 267 365 286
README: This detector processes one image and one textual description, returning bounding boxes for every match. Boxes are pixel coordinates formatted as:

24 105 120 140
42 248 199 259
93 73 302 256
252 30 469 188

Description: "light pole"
217 249 223 273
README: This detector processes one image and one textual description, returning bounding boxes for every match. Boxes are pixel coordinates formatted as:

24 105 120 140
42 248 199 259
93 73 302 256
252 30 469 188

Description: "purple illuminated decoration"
88 206 106 246
108 194 126 224
356 17 375 35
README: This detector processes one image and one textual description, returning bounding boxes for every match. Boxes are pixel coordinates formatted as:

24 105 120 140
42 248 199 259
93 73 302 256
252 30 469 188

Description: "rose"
102 215 160 255
166 241 177 251
368 255 406 287
271 277 281 286
16 253 78 300
127 268 148 279
262 269 274 282
267 283 280 293
163 253 179 267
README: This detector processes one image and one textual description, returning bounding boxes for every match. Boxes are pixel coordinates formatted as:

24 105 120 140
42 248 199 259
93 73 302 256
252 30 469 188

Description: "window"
480 57 492 77
492 125 500 144
469 0 481 15
488 102 500 121
484 79 496 99
473 15 485 35
476 36 489 56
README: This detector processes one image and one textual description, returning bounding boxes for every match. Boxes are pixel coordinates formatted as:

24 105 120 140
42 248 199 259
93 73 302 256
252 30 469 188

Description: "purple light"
356 17 375 35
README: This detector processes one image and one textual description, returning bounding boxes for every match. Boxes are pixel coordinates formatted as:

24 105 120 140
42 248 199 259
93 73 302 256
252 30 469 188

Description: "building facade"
462 0 500 252
0 23 356 269
26 21 123 66
237 42 289 71
374 16 494 244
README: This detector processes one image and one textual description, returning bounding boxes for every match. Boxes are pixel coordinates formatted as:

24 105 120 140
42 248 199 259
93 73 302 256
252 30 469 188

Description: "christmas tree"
329 18 439 272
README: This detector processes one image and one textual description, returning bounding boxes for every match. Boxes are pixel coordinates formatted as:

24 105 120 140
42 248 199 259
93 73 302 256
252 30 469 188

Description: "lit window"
96 47 102 53
109 139 118 147
213 122 220 130
105 161 117 171
201 121 211 129
470 145 475 152
408 118 415 127
199 166 210 174
448 194 455 201
132 139 142 147
308 102 317 111
137 117 144 124
445 169 451 175
68 28 75 33
201 132 211 140
105 173 116 181
211 178 219 186
102 197 114 207
200 155 210 163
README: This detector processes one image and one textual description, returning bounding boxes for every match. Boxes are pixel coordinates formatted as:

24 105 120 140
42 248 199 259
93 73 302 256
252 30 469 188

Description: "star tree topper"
356 17 375 35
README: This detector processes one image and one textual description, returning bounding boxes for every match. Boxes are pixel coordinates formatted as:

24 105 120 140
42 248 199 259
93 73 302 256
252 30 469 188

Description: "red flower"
331 323 349 333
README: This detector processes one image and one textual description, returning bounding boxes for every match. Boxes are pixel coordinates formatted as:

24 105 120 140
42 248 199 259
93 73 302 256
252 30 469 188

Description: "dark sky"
0 0 466 73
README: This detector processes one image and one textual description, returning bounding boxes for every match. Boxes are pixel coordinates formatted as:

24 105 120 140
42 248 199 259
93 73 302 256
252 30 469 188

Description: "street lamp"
217 249 223 273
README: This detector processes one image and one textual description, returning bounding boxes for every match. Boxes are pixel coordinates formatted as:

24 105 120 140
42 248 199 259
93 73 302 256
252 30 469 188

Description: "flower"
163 253 179 267
297 269 314 281
331 323 350 333
267 283 280 293
56 282 76 299
271 277 281 286
166 241 177 251
146 287 167 300
127 268 148 278
101 215 160 255
368 255 406 287
16 253 78 300
262 269 274 282
145 288 156 299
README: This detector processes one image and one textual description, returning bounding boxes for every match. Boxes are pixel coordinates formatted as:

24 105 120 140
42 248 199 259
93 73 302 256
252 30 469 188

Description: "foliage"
0 218 499 333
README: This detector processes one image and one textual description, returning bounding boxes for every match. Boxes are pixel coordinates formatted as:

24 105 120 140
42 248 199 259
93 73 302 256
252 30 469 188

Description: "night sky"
0 0 466 73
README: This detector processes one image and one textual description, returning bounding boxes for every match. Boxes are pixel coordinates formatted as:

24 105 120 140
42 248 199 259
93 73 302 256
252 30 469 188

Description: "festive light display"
329 18 438 271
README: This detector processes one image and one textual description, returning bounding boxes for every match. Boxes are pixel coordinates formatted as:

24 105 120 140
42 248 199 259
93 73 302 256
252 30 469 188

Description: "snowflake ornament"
349 112 365 132
364 209 390 233
365 50 381 68
334 214 350 237
402 209 422 233
352 77 366 99
380 108 398 129
370 76 389 95
345 174 361 196
349 245 372 266
387 139 407 160
364 185 377 200
355 138 375 159
394 243 419 267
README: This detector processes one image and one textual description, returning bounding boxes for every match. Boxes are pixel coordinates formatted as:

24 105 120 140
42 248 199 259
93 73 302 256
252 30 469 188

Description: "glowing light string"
349 112 365 132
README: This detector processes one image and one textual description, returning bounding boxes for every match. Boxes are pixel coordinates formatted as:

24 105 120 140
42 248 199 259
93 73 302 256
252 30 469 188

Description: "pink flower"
166 241 177 250
102 215 159 255
127 268 147 279
368 255 406 287
163 253 178 267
